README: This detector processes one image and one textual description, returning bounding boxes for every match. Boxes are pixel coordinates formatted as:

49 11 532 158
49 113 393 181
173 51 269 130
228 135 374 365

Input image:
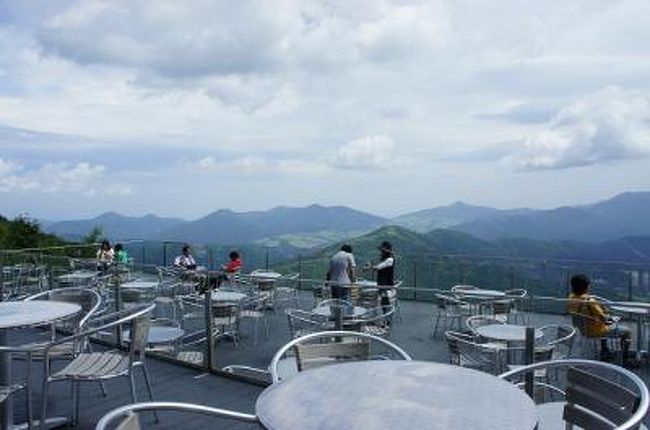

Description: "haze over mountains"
43 192 650 248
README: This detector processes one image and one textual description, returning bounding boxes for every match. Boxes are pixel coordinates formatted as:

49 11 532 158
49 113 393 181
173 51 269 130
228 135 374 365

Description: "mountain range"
42 191 650 247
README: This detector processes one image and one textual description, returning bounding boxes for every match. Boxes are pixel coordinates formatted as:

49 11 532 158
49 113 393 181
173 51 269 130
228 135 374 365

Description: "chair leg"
39 378 49 430
129 373 138 403
70 380 78 426
141 365 159 423
433 313 441 337
98 381 108 397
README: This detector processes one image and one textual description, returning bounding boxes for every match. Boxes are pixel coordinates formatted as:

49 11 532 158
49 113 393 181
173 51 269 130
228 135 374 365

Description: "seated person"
114 243 129 264
213 250 243 288
222 250 243 273
174 245 197 270
567 274 632 364
96 239 114 271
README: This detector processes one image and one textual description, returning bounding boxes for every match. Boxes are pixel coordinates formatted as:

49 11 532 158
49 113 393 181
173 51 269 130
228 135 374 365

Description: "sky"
1 0 649 220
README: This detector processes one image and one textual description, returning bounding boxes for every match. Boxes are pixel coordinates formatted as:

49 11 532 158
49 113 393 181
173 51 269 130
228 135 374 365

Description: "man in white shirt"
174 245 197 270
327 244 356 303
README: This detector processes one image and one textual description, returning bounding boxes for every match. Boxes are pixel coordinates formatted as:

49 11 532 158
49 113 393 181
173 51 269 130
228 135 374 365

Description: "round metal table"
123 325 185 349
476 324 543 342
256 360 538 430
120 280 159 290
0 301 81 429
457 289 506 298
312 305 367 318
211 291 247 302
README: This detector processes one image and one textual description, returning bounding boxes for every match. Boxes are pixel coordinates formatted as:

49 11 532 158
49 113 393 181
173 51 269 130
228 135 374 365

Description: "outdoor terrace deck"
7 291 650 429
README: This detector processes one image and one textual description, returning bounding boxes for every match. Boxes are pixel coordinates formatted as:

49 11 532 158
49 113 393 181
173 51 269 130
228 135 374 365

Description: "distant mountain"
45 212 187 241
159 205 386 245
455 192 650 242
392 202 528 233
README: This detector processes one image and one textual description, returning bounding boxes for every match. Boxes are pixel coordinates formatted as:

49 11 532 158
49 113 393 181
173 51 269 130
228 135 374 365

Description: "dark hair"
570 274 591 295
229 250 240 260
341 244 353 253
114 243 123 252
182 245 191 254
101 239 111 250
379 240 393 251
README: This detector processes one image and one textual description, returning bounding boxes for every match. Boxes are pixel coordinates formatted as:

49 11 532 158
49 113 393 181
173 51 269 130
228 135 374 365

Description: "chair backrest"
466 315 504 333
285 309 330 339
564 367 639 429
96 401 258 430
490 299 512 315
27 287 102 330
128 311 152 360
212 303 238 319
295 341 370 371
539 324 576 359
270 330 411 383
444 330 501 373
499 359 649 430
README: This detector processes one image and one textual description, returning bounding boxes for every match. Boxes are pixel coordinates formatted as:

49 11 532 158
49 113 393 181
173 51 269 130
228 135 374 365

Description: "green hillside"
0 216 67 249
274 225 650 300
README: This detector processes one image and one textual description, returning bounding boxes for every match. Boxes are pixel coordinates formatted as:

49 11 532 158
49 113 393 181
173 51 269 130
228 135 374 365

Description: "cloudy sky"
1 0 649 220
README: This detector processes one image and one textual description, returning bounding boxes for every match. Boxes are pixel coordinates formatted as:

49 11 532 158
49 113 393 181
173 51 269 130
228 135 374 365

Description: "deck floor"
6 291 650 429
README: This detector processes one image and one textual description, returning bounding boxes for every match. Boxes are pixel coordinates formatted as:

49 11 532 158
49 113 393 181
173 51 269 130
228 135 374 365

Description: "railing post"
141 243 146 272
265 250 270 270
412 260 417 293
524 326 534 398
203 287 215 371
162 242 168 267
0 259 4 302
627 271 633 301
113 271 123 346
298 254 303 291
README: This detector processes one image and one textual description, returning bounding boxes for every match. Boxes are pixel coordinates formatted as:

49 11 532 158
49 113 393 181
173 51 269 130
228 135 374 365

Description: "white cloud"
332 135 407 169
0 160 133 195
503 87 650 170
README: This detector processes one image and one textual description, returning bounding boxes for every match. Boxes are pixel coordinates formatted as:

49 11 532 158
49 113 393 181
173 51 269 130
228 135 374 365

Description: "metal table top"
458 289 506 298
256 360 538 430
212 291 247 302
121 280 159 289
123 326 185 344
312 305 367 318
57 271 99 281
476 324 543 342
0 301 81 330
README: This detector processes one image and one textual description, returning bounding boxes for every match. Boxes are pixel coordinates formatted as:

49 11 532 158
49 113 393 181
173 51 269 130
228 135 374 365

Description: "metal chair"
504 288 528 324
273 273 300 309
500 359 649 430
39 303 157 427
355 305 396 338
238 293 270 345
465 314 505 335
444 330 504 374
269 330 412 383
285 308 332 339
432 293 471 337
212 302 240 346
95 402 257 430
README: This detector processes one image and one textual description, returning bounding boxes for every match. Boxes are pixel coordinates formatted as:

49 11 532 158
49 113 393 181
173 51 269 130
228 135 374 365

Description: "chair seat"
362 325 389 337
53 351 130 380
176 351 204 365
19 340 77 360
240 310 264 318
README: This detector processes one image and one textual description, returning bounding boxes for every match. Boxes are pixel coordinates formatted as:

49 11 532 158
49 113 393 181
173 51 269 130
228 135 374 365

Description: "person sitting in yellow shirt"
567 274 632 364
